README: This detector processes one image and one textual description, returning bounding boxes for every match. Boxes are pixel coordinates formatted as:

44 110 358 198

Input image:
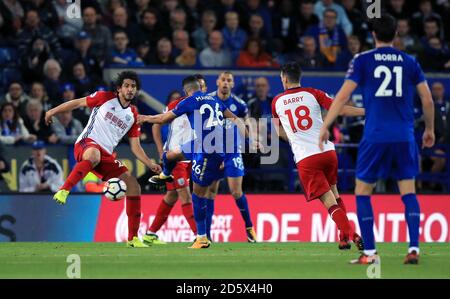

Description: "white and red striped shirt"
272 87 335 163
76 91 140 154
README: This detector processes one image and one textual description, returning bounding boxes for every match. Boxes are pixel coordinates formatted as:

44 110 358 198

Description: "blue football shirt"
345 46 426 143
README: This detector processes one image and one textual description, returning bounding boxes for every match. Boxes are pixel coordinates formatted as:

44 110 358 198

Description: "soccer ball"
103 178 127 201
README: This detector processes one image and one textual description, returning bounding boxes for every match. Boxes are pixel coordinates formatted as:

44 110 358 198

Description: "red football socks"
182 202 197 235
126 196 141 241
149 199 174 233
61 160 93 191
329 205 353 237
336 197 347 214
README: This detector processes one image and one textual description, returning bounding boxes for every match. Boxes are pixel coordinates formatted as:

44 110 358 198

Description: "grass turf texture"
0 242 449 279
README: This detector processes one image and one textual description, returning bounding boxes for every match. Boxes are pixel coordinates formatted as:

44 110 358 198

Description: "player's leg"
395 141 421 264
177 186 197 236
227 176 257 243
190 182 211 249
149 149 185 184
351 178 379 263
398 179 420 264
54 145 101 204
205 180 220 241
117 171 148 247
318 190 360 250
351 140 387 264
143 190 177 245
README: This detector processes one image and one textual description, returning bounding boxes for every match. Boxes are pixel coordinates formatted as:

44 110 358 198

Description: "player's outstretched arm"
319 80 357 150
417 81 435 148
137 111 177 125
129 137 162 173
339 105 365 117
45 98 87 125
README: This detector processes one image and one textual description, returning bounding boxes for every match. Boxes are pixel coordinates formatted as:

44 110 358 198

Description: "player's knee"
231 190 243 199
122 174 140 195
83 153 100 167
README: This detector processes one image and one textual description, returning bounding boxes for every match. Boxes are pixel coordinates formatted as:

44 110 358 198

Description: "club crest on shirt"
230 104 237 112
125 115 131 122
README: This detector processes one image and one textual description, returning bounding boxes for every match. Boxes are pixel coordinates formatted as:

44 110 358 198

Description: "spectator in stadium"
314 0 352 36
305 8 347 67
68 31 103 81
0 143 10 191
23 99 58 145
181 0 205 29
420 37 450 71
421 82 449 191
71 62 98 98
131 0 156 24
246 14 269 49
52 0 83 45
171 29 191 58
111 6 140 48
411 0 444 40
51 110 83 145
175 46 197 67
421 17 442 43
295 0 319 37
396 18 423 57
341 0 368 44
199 30 232 67
334 35 361 71
30 82 52 111
107 30 145 67
138 8 169 49
147 37 176 66
0 102 36 145
22 0 59 30
17 9 61 61
0 0 24 38
386 0 409 20
43 59 64 106
81 6 113 64
242 0 273 38
192 10 217 52
292 35 326 70
20 37 53 84
169 8 190 34
0 81 30 119
99 0 126 27
272 0 299 53
19 140 64 193
207 0 246 29
247 77 273 120
236 37 279 68
222 11 247 63
136 40 152 65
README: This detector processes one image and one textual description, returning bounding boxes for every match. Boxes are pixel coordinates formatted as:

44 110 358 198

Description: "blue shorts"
191 153 225 187
356 139 419 184
215 152 245 180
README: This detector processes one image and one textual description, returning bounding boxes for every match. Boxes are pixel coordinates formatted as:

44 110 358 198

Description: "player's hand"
45 110 54 125
422 128 435 149
137 115 152 124
318 126 330 151
149 163 162 173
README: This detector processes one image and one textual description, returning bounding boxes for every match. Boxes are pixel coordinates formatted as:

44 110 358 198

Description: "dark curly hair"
114 71 141 90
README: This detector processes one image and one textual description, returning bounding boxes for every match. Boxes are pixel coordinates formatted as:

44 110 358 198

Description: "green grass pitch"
0 242 449 279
